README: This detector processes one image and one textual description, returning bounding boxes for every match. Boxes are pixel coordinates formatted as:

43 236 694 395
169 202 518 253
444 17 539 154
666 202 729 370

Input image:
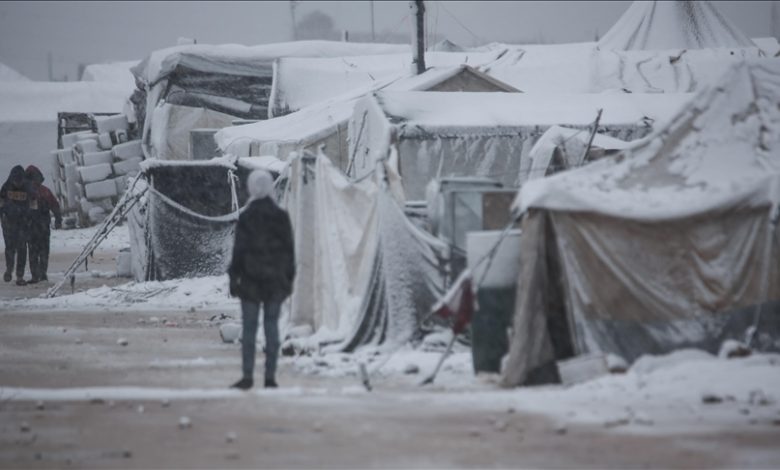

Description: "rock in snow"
178 416 192 429
117 338 129 346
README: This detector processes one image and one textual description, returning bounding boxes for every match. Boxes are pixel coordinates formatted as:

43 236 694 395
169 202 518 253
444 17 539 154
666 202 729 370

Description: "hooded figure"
0 165 35 285
227 169 295 390
24 165 62 283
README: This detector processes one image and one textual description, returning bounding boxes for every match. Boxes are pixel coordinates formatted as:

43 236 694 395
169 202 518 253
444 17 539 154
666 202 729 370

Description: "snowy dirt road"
1 226 780 468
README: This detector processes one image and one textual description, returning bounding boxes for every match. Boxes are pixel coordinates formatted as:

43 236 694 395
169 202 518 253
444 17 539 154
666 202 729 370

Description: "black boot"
15 278 26 286
3 272 10 282
264 378 278 389
231 377 253 390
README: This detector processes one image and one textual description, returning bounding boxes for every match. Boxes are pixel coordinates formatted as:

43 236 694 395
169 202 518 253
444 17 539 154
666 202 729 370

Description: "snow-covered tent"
127 155 286 281
525 125 633 182
130 41 409 161
349 90 691 200
282 150 448 352
502 59 780 387
0 62 30 82
597 0 756 51
480 1 778 94
269 50 505 117
0 81 129 187
216 65 519 171
81 60 139 94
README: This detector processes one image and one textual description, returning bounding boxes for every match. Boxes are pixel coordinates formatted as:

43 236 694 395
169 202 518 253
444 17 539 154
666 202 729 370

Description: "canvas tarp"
597 1 756 51
285 151 448 351
502 59 780 387
148 103 236 160
128 157 244 281
349 90 690 200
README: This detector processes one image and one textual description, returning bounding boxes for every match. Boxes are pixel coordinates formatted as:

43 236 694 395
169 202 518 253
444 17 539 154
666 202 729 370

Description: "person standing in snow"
0 165 35 285
228 169 295 390
24 165 62 283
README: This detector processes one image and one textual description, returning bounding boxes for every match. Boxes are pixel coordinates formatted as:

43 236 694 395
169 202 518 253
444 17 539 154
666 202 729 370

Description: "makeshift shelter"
216 65 519 172
597 0 756 51
81 60 139 95
127 155 286 281
525 125 632 182
282 150 449 351
348 90 691 201
480 1 778 94
268 50 505 117
502 59 780 387
130 41 408 161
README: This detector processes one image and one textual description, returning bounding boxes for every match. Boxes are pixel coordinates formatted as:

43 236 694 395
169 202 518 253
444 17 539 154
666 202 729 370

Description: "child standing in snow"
0 165 35 285
228 169 295 390
24 165 62 283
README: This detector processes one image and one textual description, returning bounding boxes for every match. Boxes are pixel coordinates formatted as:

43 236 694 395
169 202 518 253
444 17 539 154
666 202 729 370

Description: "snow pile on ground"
0 275 237 312
50 224 131 251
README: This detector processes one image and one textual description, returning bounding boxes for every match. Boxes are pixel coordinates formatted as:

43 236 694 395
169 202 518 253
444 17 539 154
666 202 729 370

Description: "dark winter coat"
25 165 62 231
228 197 295 303
0 166 35 222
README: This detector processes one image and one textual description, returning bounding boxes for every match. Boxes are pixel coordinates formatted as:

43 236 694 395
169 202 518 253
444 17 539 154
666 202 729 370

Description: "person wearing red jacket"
24 166 61 283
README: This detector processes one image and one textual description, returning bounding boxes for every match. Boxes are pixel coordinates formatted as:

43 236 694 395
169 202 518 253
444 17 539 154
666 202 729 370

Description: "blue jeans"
241 299 282 381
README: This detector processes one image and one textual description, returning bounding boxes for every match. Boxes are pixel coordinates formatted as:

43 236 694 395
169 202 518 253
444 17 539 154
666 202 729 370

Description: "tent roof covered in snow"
269 50 507 116
215 65 520 164
502 58 780 387
0 62 30 82
0 81 130 122
131 40 410 85
81 60 139 93
368 89 688 133
597 0 757 51
349 89 691 199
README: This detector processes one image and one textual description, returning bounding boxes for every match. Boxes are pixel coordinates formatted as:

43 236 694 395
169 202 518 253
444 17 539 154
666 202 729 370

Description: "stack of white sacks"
48 114 143 226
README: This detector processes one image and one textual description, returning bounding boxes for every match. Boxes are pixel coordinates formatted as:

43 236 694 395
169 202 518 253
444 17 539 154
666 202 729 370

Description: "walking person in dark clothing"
228 169 295 390
24 165 62 283
0 165 35 285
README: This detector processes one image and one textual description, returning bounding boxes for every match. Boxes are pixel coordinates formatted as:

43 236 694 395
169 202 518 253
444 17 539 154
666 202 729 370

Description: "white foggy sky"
0 1 774 81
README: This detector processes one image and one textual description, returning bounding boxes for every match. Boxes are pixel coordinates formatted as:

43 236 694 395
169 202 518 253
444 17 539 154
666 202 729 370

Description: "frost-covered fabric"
285 152 447 351
148 103 236 160
598 1 756 51
349 90 680 198
503 59 780 387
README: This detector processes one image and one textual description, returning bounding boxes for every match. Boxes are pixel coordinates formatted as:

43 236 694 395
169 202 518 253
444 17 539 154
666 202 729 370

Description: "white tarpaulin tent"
269 50 506 117
131 40 409 161
597 0 756 51
81 60 139 94
349 90 691 200
283 151 448 351
502 59 780 387
479 1 777 94
215 65 519 171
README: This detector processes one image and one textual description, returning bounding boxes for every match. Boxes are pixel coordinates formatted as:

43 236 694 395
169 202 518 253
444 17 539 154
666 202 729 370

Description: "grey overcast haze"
0 0 775 81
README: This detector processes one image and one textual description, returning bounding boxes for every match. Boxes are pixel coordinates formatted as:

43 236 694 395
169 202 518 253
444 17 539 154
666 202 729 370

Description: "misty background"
0 1 777 81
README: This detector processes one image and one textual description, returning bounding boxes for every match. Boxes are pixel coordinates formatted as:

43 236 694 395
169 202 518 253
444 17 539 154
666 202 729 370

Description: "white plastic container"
112 140 142 160
82 150 114 167
78 163 113 184
113 157 143 176
85 179 118 200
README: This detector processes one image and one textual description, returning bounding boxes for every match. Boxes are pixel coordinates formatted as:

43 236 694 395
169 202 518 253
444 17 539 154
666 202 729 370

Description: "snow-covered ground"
2 224 779 436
